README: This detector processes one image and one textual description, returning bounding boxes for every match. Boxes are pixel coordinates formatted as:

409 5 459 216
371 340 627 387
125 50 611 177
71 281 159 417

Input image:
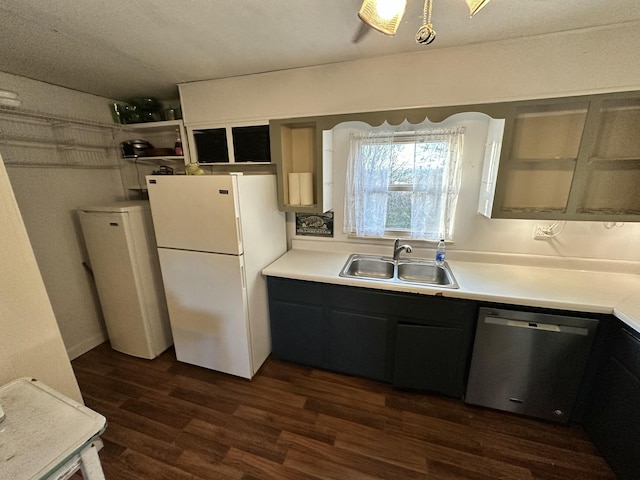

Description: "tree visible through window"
344 127 464 240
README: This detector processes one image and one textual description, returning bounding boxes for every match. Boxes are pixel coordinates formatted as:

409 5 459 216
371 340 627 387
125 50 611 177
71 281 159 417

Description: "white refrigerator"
145 173 286 379
78 201 173 359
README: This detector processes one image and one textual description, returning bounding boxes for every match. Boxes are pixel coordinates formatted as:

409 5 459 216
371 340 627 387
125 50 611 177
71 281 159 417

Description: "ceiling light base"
416 24 436 44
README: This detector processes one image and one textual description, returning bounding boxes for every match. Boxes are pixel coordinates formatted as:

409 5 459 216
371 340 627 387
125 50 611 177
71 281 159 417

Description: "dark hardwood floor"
71 343 615 479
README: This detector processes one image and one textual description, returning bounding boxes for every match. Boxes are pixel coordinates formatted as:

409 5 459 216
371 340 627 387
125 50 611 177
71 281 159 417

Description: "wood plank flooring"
71 343 615 479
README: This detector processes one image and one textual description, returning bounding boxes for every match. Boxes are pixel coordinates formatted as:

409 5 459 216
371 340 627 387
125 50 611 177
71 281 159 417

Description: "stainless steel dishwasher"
465 307 599 423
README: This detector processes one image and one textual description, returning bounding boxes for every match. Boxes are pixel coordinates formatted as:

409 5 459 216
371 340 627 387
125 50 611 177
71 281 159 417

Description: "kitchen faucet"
393 238 412 262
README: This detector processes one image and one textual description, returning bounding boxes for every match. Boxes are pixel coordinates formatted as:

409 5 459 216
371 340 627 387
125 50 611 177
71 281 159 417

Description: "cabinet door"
269 301 324 367
267 277 324 367
492 99 588 218
394 323 468 398
327 310 393 382
585 325 640 479
573 96 640 217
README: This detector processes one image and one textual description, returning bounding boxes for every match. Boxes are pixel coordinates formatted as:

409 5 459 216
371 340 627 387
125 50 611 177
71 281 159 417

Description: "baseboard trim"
67 331 108 360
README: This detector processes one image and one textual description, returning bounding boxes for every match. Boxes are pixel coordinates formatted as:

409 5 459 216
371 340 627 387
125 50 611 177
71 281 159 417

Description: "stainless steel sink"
339 254 459 288
397 261 452 284
342 256 394 279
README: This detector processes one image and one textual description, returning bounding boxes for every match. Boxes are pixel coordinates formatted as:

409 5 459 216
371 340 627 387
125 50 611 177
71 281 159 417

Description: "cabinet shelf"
270 117 334 213
124 155 185 161
198 161 271 166
500 206 567 214
589 156 640 163
509 157 577 164
577 207 640 215
117 120 189 199
120 119 185 133
117 120 189 165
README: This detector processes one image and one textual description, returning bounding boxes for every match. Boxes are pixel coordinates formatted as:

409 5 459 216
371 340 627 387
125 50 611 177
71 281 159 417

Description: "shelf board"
589 156 640 163
198 162 272 166
577 207 640 215
123 155 184 161
500 206 567 214
121 120 184 132
508 157 577 164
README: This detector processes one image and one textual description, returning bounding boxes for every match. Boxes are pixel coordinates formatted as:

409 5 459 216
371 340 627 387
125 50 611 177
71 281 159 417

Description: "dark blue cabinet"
584 320 640 480
267 277 477 396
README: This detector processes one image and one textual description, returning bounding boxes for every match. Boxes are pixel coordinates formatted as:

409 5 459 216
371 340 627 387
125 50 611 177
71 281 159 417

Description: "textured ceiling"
1 0 640 101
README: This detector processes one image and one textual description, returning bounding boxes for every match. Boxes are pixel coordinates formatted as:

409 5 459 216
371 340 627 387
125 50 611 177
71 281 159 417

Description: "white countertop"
262 246 640 332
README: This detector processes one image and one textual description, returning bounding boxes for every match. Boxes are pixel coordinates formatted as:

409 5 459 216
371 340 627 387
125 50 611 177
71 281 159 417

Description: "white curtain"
344 124 464 240
344 131 393 237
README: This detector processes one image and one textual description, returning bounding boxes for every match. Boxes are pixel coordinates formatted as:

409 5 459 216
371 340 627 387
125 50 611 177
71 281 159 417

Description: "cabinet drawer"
267 276 324 305
329 284 475 325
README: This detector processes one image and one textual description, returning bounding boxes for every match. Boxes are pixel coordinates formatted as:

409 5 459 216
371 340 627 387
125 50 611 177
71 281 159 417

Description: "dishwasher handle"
484 316 589 336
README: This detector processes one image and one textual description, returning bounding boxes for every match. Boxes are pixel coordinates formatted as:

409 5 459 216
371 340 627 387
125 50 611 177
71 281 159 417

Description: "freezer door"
146 175 241 254
157 248 253 378
79 210 156 358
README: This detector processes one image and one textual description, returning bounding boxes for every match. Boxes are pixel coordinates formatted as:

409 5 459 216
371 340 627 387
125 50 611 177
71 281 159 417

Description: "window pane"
385 140 448 233
389 144 415 185
389 141 449 186
386 191 412 230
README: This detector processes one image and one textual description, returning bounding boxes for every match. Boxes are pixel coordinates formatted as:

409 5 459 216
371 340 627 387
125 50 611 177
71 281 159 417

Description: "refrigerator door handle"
240 264 246 290
236 217 243 250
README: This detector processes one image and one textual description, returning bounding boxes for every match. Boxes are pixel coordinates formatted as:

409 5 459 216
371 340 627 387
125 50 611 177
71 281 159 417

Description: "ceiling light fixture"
358 0 492 44
465 0 492 17
415 0 436 45
358 0 407 36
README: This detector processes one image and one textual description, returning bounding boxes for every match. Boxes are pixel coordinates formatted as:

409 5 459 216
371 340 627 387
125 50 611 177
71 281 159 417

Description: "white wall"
179 22 640 266
0 71 127 358
0 154 82 402
8 168 125 357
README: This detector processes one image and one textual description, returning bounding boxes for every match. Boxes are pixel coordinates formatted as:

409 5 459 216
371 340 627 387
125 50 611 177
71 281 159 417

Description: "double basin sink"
339 254 459 289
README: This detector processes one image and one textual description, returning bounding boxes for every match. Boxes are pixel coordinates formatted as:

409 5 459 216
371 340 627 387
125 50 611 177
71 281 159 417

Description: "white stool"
0 377 107 480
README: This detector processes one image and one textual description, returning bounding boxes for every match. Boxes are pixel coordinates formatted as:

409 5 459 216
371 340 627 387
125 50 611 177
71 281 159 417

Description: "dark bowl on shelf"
120 139 153 157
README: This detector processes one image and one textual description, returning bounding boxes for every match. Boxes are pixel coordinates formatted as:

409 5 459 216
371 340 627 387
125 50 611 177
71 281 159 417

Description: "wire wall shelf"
0 107 121 169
